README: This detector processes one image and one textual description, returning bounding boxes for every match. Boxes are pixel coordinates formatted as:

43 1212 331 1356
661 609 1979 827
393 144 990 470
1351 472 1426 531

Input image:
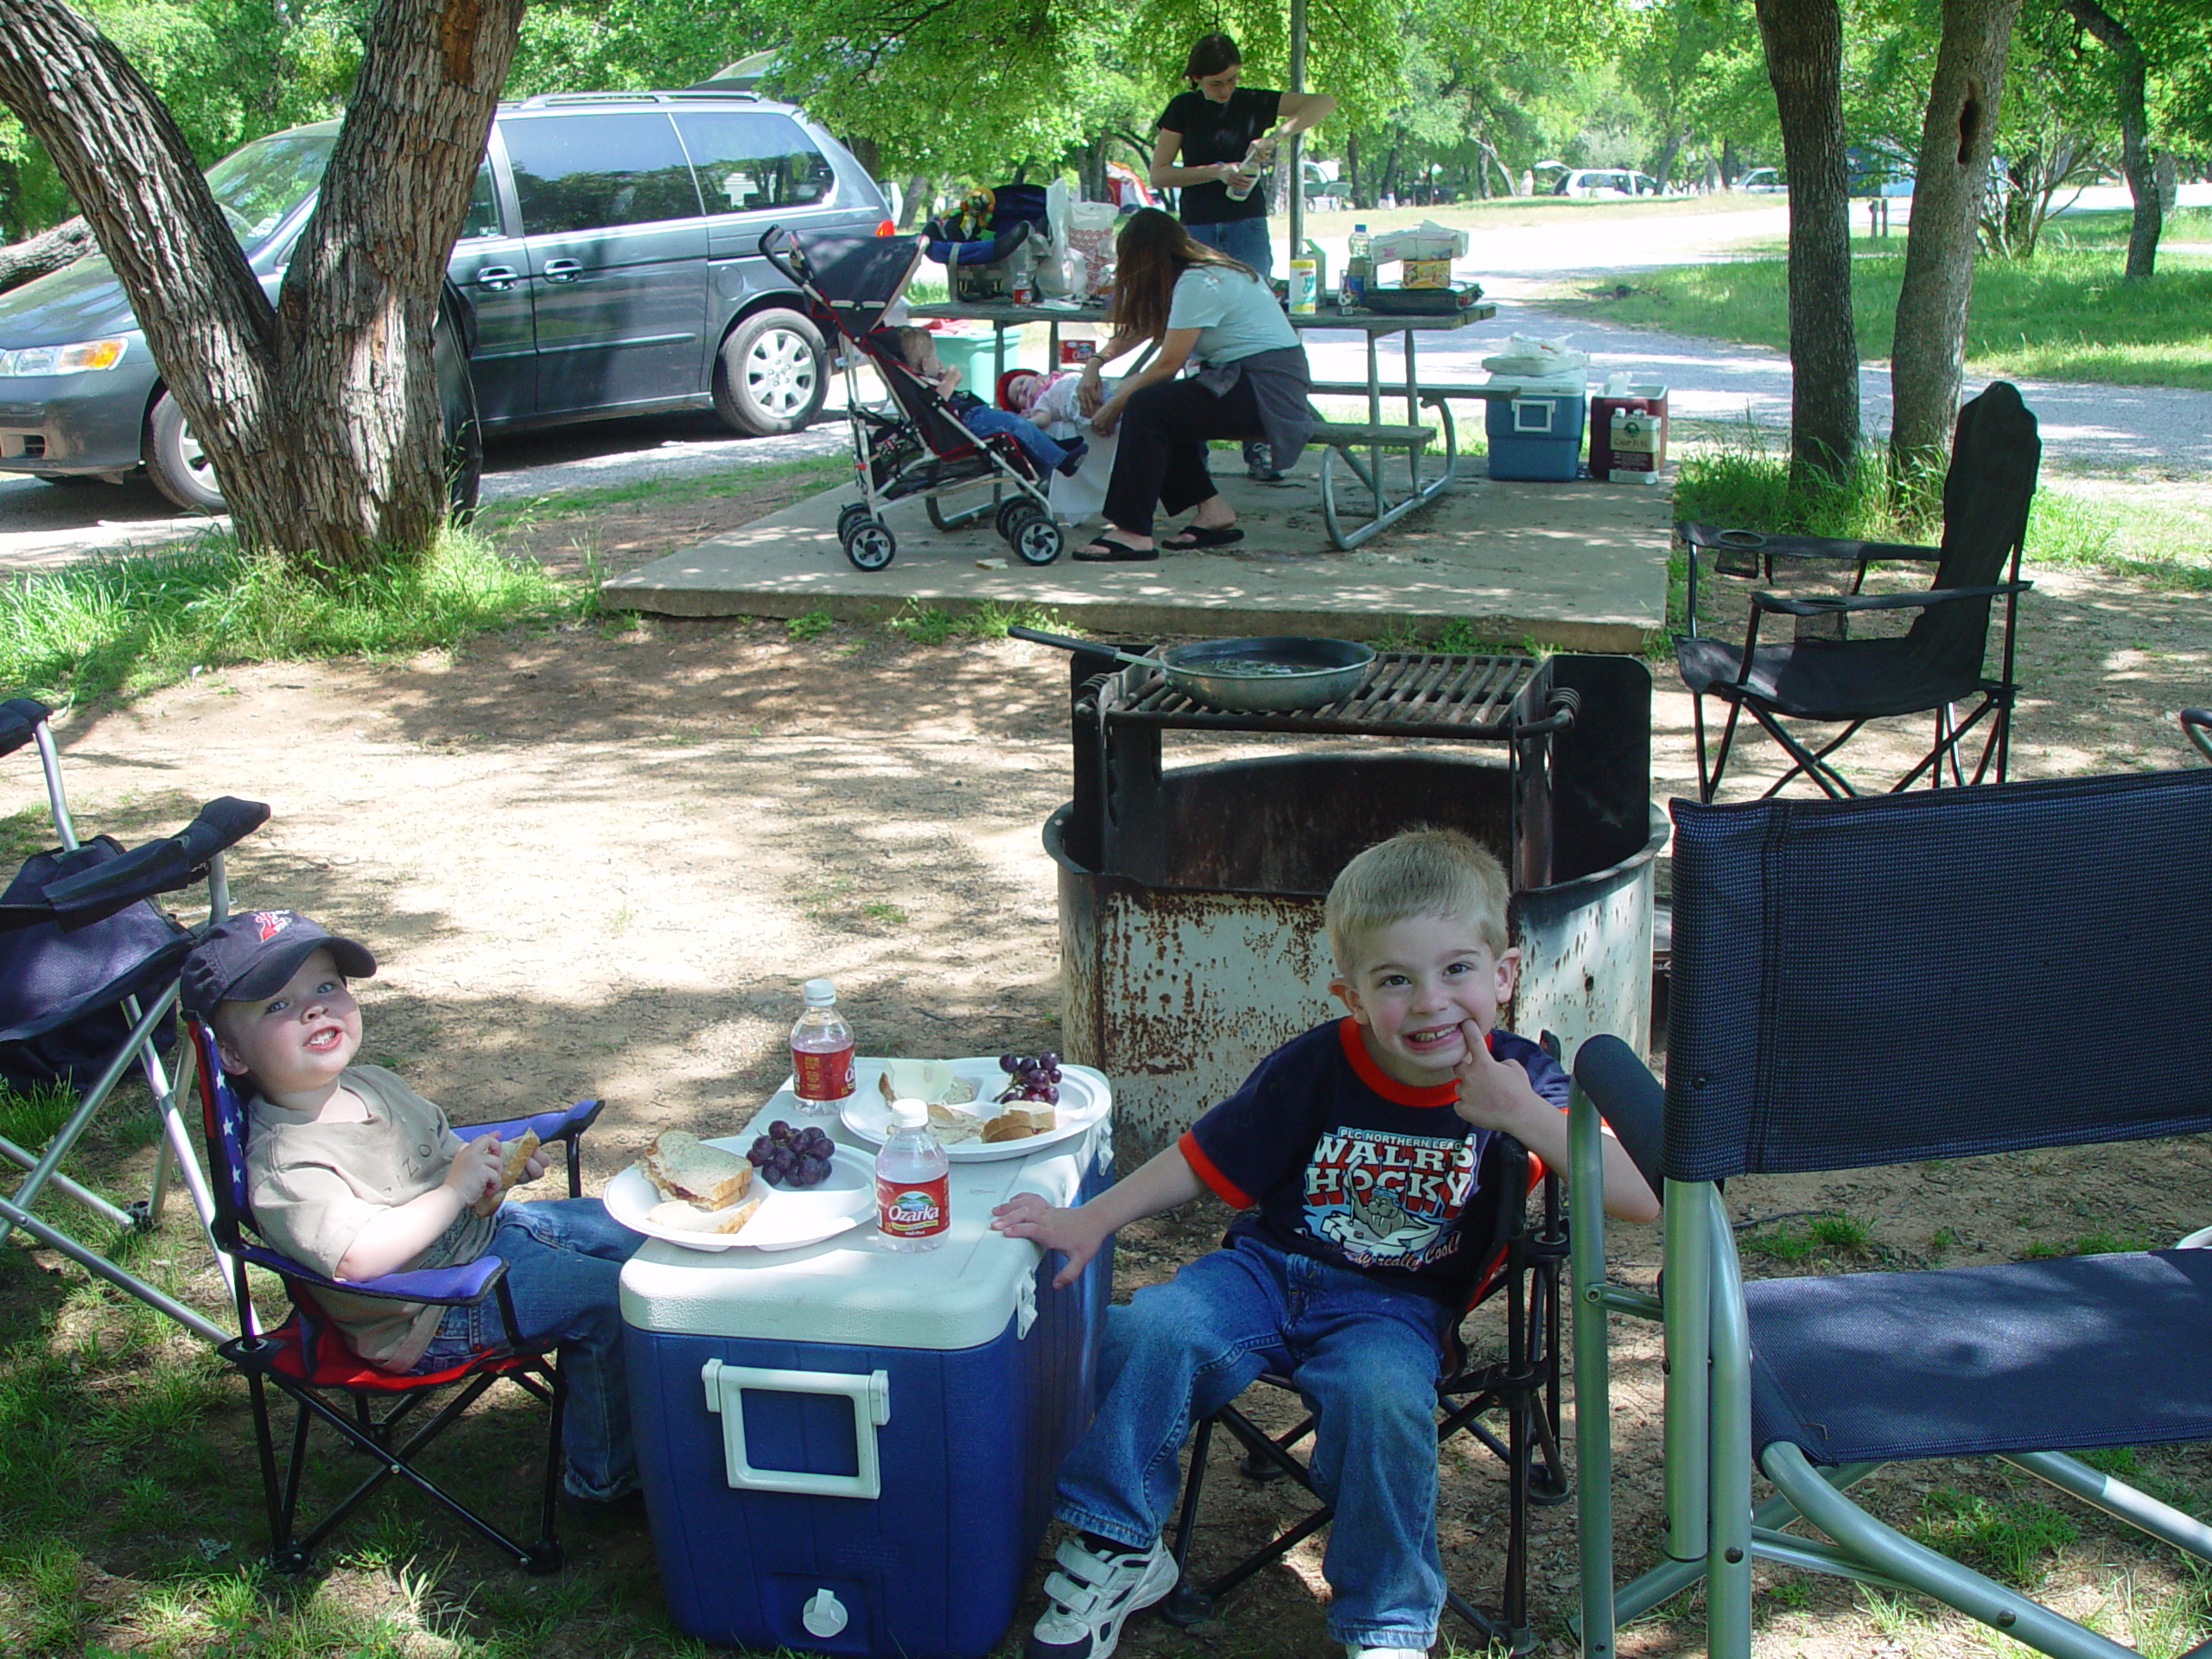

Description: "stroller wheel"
1010 511 1064 567
994 498 1030 543
838 502 872 539
845 520 897 571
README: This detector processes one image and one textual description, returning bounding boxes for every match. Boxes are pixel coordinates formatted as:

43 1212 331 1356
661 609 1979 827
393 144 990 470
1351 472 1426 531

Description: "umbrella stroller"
758 225 1065 571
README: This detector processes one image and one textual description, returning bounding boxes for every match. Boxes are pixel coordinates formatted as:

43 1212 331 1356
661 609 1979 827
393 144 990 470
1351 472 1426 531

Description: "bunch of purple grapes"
996 1051 1063 1106
747 1120 835 1187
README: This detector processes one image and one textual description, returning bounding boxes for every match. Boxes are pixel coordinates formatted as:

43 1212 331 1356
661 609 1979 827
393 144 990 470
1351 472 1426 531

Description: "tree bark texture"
0 0 523 569
1753 0 1859 474
0 213 93 294
1890 0 2023 474
2059 0 2159 280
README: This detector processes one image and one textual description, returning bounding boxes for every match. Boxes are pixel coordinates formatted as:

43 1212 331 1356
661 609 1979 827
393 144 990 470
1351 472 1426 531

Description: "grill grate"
1108 652 1542 739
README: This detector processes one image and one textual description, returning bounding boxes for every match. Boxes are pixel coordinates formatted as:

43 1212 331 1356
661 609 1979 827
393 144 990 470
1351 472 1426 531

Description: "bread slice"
925 1102 987 1144
645 1192 764 1236
878 1059 976 1107
471 1128 543 1217
981 1106 1056 1143
640 1130 753 1209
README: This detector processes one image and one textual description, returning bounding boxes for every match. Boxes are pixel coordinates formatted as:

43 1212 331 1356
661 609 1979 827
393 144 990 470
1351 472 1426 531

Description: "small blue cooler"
621 1064 1114 1659
1485 373 1588 480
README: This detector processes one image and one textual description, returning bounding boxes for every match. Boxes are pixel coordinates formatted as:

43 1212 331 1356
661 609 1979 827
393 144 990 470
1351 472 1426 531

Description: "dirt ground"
10 474 2212 1658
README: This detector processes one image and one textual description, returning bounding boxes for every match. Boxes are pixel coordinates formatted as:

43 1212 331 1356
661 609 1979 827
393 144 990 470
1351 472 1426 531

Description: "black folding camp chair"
1160 1036 1661 1656
1569 768 2212 1659
2 696 268 1342
1675 381 2041 801
186 1016 607 1573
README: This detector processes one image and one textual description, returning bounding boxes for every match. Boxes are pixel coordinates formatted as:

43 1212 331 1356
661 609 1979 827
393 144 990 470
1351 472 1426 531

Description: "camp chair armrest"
1 697 53 760
460 1098 605 1147
1750 580 2030 619
1678 523 1942 565
40 796 271 927
251 1243 509 1307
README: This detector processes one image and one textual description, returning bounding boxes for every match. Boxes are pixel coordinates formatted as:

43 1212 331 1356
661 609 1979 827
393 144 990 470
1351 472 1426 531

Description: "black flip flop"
1072 533 1160 563
1163 524 1245 550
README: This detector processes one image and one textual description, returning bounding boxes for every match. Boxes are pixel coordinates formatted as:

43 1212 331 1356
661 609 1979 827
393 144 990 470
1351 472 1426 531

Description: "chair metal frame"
1568 772 2212 1659
186 1016 606 1573
2 696 264 1344
1158 1121 1572 1656
1675 381 2041 803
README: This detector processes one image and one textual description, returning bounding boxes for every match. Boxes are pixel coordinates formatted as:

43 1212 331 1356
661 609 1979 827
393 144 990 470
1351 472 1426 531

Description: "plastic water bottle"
1344 223 1372 308
875 1102 950 1251
1224 137 1270 203
791 979 855 1115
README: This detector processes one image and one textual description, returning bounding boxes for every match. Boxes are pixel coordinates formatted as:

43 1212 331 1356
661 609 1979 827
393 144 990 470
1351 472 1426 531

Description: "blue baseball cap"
181 910 376 1020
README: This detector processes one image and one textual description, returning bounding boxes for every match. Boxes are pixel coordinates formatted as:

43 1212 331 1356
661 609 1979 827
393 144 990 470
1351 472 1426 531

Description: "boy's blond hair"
1325 826 1511 973
893 326 935 371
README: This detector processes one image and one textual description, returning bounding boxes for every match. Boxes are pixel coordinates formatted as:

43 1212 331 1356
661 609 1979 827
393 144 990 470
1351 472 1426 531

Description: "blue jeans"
1054 1234 1457 1649
959 404 1072 473
414 1198 645 1500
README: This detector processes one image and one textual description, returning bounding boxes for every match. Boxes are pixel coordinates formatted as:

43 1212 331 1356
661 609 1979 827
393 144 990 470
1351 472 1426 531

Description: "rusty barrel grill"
1044 646 1662 1154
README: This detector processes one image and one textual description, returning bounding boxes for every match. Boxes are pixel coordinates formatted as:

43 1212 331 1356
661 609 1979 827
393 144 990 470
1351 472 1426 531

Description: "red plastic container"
1589 386 1669 484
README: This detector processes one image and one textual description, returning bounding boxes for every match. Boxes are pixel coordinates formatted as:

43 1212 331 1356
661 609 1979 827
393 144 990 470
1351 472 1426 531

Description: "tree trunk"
2060 0 2159 280
0 0 523 571
1754 0 1859 475
0 214 92 295
1890 0 2022 477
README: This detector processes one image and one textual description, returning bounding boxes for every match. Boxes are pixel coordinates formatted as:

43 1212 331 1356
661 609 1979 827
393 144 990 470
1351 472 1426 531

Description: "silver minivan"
0 90 893 510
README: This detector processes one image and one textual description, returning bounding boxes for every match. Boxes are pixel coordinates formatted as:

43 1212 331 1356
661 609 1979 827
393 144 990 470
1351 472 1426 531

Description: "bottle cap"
803 978 836 1004
890 1099 927 1127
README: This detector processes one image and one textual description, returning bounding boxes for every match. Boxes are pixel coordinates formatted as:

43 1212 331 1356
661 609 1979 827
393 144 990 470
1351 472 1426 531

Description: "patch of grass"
2019 1228 2157 1260
1738 1212 1874 1262
785 609 836 641
1903 1485 2077 1587
473 453 848 534
0 526 594 710
0 1079 76 1154
0 806 53 869
880 598 1062 645
1557 235 2212 390
859 901 908 926
883 602 964 646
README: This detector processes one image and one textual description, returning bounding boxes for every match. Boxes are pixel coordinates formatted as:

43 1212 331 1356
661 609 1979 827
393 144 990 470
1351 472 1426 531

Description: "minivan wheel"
713 308 826 436
145 391 226 512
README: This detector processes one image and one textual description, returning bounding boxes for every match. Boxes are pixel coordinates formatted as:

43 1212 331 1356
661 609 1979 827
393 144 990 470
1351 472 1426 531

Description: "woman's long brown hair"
1109 207 1259 341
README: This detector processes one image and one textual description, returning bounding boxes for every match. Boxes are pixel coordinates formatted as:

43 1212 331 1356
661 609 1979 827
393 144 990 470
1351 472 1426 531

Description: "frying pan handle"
1009 626 1151 671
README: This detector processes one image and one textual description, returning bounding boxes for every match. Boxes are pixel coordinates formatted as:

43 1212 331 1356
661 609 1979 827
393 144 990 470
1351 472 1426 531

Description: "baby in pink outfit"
1002 370 1088 440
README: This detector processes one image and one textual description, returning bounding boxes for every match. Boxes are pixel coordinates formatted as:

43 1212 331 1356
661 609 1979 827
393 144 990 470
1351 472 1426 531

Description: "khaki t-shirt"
246 1065 498 1371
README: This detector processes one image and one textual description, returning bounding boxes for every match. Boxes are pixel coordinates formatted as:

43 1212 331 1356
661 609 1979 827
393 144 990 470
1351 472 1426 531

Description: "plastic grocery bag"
1481 333 1589 376
1371 219 1470 262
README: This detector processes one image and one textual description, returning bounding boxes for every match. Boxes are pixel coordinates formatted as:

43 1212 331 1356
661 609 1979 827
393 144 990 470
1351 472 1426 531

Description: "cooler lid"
620 1098 1109 1352
1485 372 1586 397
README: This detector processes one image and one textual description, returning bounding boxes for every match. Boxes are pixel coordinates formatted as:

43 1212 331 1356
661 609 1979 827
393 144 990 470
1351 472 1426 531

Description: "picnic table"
906 296 1503 550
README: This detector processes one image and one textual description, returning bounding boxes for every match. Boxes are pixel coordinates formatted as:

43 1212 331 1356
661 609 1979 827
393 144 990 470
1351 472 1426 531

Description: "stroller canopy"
773 228 929 338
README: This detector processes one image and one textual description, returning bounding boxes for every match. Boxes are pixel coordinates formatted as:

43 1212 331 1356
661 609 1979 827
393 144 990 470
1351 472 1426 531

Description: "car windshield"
205 130 336 246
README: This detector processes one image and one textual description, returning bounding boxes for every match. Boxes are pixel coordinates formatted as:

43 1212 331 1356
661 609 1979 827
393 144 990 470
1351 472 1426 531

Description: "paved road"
4 188 2206 568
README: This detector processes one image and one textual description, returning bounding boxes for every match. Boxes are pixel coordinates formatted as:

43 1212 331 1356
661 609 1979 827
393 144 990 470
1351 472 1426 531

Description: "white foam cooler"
622 1067 1115 1658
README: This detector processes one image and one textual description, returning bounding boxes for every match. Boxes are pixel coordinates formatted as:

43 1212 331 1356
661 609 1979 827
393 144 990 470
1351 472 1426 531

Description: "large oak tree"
0 0 522 571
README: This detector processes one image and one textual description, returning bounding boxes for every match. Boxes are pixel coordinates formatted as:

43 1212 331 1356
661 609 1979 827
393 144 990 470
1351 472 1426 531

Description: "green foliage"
2019 1229 2158 1259
0 527 590 710
1675 423 1929 543
1904 1486 2078 1587
785 609 836 641
1738 1212 1875 1262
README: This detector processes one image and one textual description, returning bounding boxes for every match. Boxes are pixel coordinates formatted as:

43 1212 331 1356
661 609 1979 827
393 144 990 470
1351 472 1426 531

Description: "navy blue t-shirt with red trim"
1178 1017 1569 1305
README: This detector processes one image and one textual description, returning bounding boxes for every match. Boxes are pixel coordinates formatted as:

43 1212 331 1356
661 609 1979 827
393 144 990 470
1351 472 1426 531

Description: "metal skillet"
1009 626 1376 714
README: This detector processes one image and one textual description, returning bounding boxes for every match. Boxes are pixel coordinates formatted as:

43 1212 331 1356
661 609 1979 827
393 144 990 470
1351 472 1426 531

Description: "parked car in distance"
1736 167 1787 194
0 89 893 511
1551 168 1662 199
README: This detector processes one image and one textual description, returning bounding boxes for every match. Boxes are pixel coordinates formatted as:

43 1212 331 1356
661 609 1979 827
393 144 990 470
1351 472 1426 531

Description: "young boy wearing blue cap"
182 910 644 1504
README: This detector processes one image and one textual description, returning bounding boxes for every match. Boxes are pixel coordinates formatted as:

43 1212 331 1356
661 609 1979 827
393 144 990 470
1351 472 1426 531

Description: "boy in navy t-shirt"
995 829 1658 1659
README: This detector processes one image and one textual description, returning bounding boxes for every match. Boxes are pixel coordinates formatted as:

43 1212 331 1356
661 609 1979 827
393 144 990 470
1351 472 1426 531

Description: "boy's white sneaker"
1026 1532 1179 1659
1345 1645 1431 1659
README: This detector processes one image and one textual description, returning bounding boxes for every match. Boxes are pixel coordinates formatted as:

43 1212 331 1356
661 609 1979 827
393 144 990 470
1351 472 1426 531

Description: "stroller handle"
756 224 810 291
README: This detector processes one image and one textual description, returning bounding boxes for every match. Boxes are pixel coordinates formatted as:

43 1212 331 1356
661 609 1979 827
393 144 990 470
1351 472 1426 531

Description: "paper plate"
607 1141 873 1252
840 1058 1109 1162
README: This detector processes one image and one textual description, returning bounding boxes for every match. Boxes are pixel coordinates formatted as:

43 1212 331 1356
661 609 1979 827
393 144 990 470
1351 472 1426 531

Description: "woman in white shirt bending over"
1071 208 1314 563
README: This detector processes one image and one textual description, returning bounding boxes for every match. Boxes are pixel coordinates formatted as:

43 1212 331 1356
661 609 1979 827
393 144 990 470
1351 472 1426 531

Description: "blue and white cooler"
1484 372 1589 481
620 1058 1115 1659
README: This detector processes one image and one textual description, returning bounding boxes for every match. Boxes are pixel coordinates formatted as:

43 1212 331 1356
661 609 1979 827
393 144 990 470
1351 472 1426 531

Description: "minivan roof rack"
510 89 762 110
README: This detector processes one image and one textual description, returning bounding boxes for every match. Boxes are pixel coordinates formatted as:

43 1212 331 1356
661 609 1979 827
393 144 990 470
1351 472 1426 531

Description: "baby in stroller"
893 327 1088 480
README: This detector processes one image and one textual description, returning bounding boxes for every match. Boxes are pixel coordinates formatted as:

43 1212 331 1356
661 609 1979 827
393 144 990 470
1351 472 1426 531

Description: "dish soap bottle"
875 1101 950 1251
791 979 855 1115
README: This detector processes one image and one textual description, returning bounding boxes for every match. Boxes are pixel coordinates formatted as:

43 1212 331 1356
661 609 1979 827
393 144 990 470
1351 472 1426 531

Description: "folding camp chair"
2 695 268 1342
1675 381 2040 801
1568 767 2212 1659
186 1016 607 1573
1160 1032 1661 1656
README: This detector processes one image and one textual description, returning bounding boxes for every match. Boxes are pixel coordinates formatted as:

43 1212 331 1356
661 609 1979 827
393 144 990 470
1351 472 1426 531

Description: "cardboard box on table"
1484 372 1589 481
621 1065 1115 1659
1589 384 1669 483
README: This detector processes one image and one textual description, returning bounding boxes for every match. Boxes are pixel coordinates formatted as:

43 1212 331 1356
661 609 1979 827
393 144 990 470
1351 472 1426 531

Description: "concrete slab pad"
602 450 1668 652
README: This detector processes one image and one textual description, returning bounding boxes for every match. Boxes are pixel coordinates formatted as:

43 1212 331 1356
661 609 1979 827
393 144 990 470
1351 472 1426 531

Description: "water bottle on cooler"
791 979 855 1114
875 1102 950 1251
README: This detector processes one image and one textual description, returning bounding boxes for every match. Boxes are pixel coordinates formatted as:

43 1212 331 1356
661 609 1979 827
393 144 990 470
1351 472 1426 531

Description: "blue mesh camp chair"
1675 381 2040 801
185 1017 606 1573
1567 768 2212 1659
2 696 267 1341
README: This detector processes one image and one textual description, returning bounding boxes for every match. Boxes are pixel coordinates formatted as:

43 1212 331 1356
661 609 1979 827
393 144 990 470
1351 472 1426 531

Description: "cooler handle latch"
701 1361 892 1500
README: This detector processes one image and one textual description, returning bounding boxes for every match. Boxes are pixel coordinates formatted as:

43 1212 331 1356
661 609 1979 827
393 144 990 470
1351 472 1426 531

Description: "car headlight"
0 337 130 376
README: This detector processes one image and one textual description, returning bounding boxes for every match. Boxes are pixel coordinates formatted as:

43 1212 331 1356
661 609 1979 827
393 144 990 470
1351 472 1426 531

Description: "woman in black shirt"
1151 32 1335 480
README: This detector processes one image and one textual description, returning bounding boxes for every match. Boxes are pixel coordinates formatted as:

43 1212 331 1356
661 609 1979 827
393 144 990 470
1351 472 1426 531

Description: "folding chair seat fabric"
1675 380 2040 800
188 1018 606 1573
1569 767 2212 1659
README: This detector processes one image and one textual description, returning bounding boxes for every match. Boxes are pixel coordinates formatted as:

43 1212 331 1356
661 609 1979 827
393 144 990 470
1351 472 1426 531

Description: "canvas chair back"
1902 380 2041 673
